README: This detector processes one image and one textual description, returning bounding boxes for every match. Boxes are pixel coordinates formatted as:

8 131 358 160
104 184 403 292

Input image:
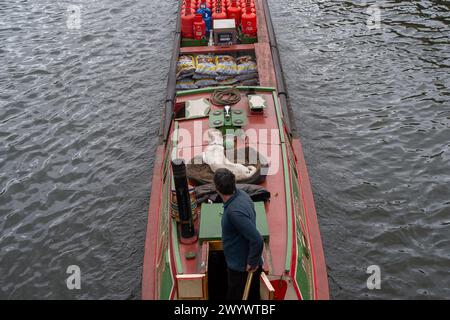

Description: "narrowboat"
142 0 329 300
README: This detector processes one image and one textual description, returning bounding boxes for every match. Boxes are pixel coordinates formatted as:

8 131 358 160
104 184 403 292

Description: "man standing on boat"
214 168 264 300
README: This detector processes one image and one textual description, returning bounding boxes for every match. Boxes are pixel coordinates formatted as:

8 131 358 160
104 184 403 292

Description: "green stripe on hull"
160 252 173 300
272 92 293 272
291 178 311 300
281 143 293 272
171 121 184 274
288 141 315 300
171 219 183 273
295 256 311 300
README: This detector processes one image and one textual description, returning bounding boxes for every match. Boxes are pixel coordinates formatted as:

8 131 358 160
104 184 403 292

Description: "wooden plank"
254 42 276 87
255 0 269 43
180 44 255 55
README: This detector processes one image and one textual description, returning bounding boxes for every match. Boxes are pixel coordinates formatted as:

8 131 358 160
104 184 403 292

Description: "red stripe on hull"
142 145 165 300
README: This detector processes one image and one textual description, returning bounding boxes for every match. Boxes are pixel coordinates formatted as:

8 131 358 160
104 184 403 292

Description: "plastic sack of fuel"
177 73 195 80
176 78 198 90
215 75 234 81
195 55 218 76
193 73 216 80
215 55 238 76
177 55 196 78
240 79 259 86
236 72 259 82
195 78 218 88
236 56 258 75
217 78 239 85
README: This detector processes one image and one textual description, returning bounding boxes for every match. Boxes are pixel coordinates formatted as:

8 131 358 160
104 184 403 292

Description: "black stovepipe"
171 159 196 239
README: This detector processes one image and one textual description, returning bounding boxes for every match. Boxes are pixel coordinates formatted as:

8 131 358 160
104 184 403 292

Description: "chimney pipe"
171 159 195 239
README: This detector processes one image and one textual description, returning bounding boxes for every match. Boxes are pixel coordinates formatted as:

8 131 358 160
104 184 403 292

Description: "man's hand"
246 264 258 273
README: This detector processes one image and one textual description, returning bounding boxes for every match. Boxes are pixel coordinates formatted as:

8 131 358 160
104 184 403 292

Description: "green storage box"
198 202 269 244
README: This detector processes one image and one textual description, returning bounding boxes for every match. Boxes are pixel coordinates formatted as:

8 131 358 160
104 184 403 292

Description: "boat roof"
171 87 290 277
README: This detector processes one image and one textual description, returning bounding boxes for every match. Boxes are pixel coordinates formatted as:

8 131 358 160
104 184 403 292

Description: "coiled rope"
210 87 241 106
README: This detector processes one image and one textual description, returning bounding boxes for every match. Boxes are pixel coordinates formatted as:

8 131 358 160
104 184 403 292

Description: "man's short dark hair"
214 169 236 195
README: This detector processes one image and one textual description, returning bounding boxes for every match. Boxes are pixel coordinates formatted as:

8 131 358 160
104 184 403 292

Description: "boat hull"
142 0 329 300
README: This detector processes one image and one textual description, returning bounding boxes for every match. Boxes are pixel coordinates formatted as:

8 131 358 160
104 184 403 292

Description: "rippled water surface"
1 0 449 299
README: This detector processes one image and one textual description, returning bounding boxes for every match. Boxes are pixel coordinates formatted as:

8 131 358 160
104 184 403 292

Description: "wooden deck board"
255 0 269 43
255 43 276 87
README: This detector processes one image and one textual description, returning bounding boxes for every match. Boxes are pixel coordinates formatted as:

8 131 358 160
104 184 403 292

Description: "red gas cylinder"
241 6 257 37
241 7 255 14
241 3 256 12
182 0 196 11
240 0 254 7
181 7 195 39
227 0 241 25
193 14 206 39
240 2 255 9
212 7 228 20
213 0 227 10
181 4 196 15
240 0 255 14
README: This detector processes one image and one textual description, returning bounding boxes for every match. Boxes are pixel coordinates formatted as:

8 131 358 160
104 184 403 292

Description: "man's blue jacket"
221 189 264 272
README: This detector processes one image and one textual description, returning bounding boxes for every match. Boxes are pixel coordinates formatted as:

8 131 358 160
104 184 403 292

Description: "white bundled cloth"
202 129 257 180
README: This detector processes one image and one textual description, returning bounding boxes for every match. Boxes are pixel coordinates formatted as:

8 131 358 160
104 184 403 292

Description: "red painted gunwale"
142 145 164 300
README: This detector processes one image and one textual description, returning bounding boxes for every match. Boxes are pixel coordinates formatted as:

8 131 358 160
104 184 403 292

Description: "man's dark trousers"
226 266 263 300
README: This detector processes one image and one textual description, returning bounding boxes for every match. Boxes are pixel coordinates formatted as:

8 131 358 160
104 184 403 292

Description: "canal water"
0 0 449 299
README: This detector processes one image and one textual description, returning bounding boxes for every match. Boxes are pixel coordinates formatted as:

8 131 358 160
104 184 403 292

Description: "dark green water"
0 0 449 299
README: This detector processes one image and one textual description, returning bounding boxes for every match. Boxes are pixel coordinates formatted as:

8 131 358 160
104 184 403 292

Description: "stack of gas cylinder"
181 0 257 40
